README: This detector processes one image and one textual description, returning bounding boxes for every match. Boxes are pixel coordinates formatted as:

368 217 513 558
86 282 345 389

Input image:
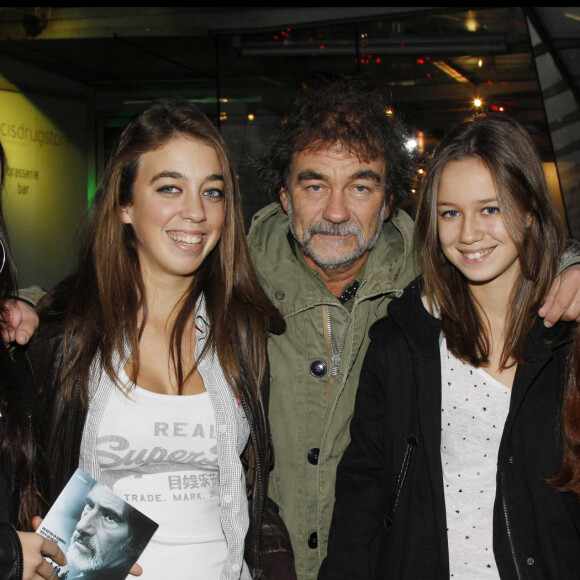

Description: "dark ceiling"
0 6 578 161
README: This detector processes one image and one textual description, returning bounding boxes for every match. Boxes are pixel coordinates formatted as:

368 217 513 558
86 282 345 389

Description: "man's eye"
308 184 323 192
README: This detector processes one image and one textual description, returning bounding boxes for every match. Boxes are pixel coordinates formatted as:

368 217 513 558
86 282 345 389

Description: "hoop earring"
0 240 5 274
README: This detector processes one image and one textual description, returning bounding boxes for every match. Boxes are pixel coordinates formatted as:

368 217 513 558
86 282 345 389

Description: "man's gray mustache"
71 531 96 555
309 223 361 236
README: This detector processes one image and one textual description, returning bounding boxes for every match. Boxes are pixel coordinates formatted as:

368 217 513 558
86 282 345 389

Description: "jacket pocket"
384 434 418 529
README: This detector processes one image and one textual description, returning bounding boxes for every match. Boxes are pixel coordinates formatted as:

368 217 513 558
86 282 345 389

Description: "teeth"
168 233 202 245
464 248 492 260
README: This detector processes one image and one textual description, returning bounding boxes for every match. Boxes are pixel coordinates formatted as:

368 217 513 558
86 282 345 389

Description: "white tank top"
96 370 226 579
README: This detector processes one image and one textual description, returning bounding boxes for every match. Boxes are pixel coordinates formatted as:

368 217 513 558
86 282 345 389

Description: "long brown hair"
415 114 565 369
49 99 282 402
0 140 38 528
551 328 580 496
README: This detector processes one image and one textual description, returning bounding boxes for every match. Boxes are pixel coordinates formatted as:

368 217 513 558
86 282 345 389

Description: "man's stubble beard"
68 532 105 572
286 195 387 271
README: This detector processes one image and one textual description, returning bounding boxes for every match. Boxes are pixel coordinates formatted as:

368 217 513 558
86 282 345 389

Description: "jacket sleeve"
256 496 296 580
557 238 580 274
242 352 296 580
0 523 23 580
257 356 296 580
319 322 393 580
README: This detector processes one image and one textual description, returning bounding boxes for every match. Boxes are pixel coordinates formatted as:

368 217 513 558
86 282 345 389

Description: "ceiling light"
433 61 471 85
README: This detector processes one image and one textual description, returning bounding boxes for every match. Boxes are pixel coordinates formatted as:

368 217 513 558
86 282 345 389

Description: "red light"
417 58 425 64
376 58 381 63
491 105 499 111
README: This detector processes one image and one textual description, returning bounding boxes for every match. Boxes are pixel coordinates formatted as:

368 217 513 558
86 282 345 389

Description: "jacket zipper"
384 435 418 528
501 471 522 579
326 280 366 376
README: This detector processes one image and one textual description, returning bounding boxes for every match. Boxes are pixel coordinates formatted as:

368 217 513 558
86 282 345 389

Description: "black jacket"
28 289 295 579
320 278 580 579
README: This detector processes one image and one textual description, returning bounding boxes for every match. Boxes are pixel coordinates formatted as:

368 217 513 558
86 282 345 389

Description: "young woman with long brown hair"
29 100 294 579
321 114 580 579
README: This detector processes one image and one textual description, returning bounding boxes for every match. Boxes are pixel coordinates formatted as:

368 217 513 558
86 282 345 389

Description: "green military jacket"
248 203 419 580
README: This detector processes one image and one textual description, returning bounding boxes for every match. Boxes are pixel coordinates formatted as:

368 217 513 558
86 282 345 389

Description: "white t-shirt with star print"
440 336 511 578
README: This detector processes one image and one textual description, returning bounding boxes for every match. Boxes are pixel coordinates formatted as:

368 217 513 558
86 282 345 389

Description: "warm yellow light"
385 107 394 116
474 98 482 108
465 16 478 32
247 113 255 121
478 59 483 68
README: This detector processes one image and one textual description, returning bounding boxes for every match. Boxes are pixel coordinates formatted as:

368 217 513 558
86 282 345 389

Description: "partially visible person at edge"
320 114 580 579
0 140 66 579
551 317 580 498
27 100 296 579
247 80 580 580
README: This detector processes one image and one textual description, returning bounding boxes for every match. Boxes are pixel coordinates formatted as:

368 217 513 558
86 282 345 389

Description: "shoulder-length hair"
50 99 282 402
415 114 566 369
0 140 37 528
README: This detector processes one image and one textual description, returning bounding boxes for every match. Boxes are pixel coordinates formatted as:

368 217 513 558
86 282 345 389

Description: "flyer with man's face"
36 469 158 580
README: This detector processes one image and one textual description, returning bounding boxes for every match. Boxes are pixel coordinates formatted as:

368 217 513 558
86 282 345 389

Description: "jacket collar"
248 202 416 316
387 277 574 360
388 278 575 432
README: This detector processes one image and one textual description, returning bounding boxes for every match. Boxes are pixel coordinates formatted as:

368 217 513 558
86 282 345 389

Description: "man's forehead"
291 145 386 175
